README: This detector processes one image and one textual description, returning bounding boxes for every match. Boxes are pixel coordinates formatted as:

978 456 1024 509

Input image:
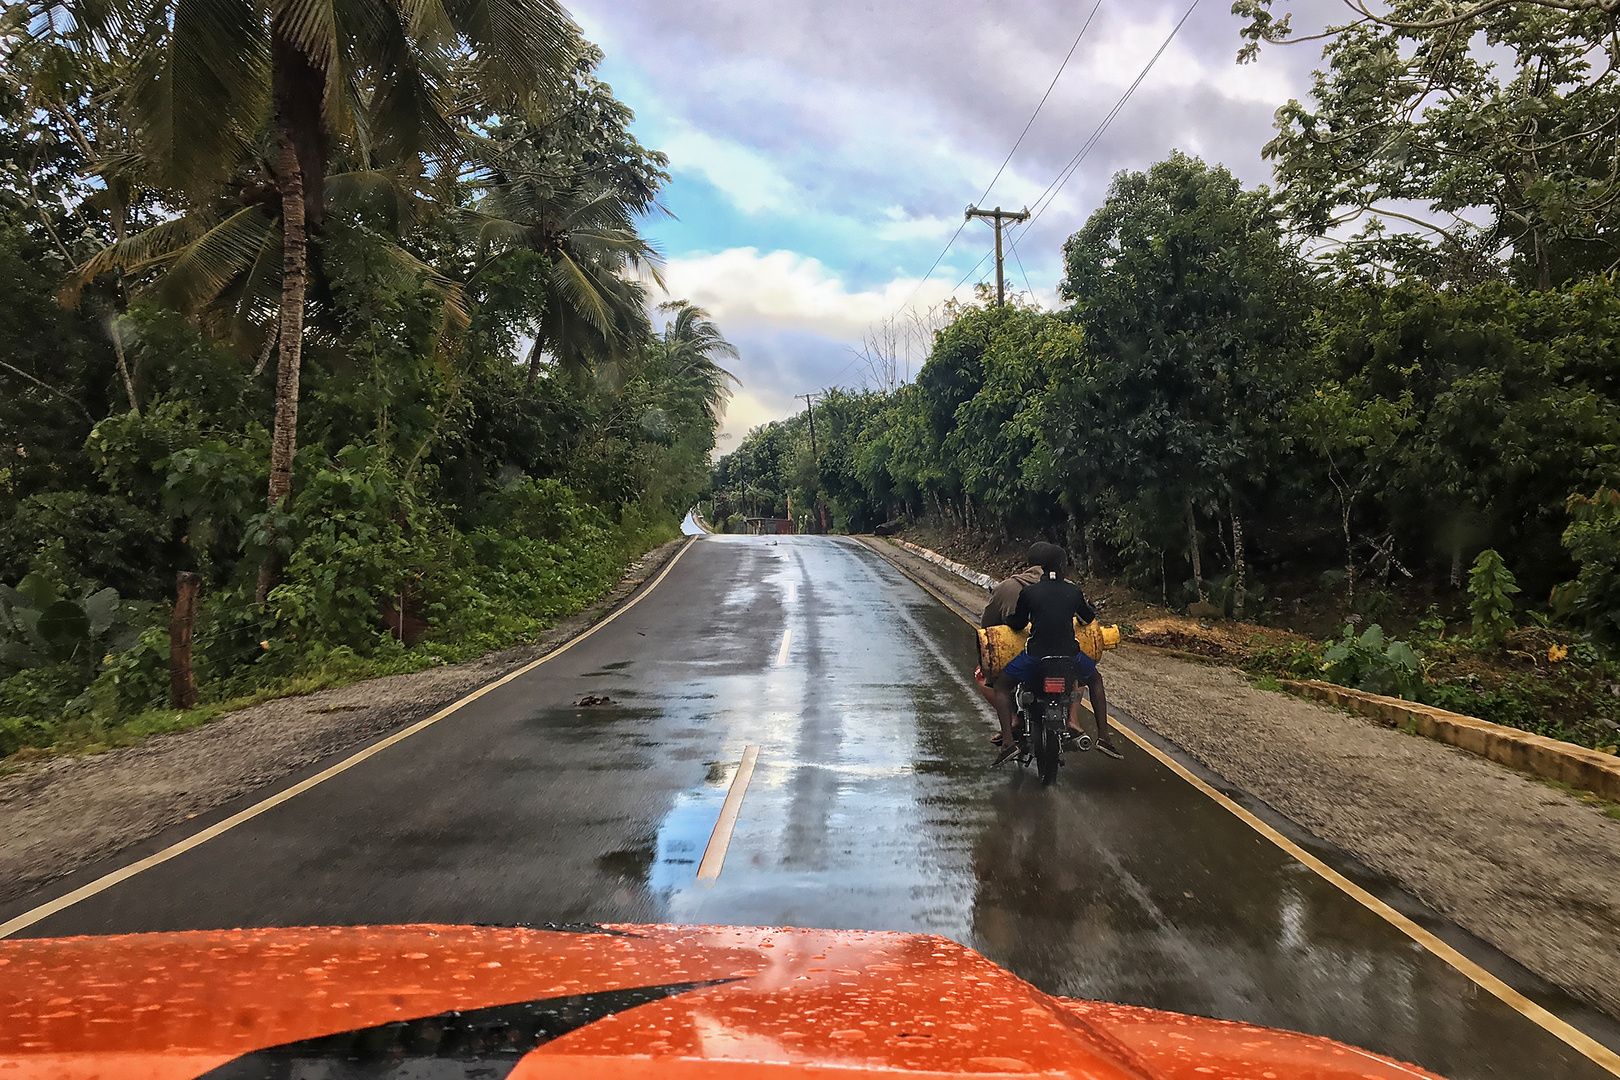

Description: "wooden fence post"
170 571 200 710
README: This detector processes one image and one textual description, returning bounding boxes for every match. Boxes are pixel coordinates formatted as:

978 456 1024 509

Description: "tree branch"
1342 0 1618 33
0 359 94 421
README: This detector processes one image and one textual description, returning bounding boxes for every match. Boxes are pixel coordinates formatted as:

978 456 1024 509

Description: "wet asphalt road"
5 535 1617 1080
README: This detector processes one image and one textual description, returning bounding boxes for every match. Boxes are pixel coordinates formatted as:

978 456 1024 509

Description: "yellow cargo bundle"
976 619 1120 679
978 625 1027 678
1076 619 1122 660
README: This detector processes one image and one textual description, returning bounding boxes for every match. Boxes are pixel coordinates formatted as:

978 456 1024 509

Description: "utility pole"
797 393 820 465
797 393 829 534
965 205 1031 306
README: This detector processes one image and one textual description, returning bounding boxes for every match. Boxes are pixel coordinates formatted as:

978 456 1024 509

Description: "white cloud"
715 387 792 449
662 247 966 342
658 127 799 216
875 210 959 243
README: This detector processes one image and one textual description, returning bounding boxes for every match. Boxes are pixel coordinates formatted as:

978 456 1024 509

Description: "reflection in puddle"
649 764 732 894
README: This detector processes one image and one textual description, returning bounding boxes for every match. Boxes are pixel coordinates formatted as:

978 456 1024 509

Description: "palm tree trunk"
256 138 308 604
1345 503 1358 607
526 332 548 386
1231 502 1246 621
108 317 138 413
1187 498 1206 604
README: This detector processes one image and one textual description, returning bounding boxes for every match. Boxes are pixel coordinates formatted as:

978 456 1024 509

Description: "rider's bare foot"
1095 733 1123 760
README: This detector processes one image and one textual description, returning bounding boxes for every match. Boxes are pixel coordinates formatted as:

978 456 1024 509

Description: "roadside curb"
888 538 995 590
1281 679 1620 802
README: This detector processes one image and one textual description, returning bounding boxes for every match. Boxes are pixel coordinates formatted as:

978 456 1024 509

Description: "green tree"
1235 1 1620 287
651 301 738 432
29 0 577 598
1317 278 1620 592
1552 487 1620 645
1059 153 1312 616
1292 381 1416 605
1468 548 1520 644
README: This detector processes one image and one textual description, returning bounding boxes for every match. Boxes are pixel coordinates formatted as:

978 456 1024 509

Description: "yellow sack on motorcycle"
977 619 1119 679
978 624 1029 679
1075 619 1121 660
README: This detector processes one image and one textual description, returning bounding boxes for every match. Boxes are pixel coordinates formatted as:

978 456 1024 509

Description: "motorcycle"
1011 655 1090 785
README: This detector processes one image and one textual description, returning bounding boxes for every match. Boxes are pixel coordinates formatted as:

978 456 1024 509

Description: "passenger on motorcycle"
975 548 1047 710
991 545 1123 764
983 543 1084 740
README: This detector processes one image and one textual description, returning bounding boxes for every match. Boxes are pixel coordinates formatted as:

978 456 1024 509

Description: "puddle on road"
648 767 733 893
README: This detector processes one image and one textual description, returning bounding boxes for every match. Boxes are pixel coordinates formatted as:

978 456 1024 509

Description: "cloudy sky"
565 0 1342 449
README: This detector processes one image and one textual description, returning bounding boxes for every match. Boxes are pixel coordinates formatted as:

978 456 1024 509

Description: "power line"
889 1 1108 318
1009 228 1037 302
950 249 994 295
1004 0 1204 293
973 0 1105 208
897 218 972 317
952 222 1036 304
1021 0 1203 236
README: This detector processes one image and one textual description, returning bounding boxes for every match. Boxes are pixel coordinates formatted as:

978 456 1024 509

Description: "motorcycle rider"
991 545 1123 764
982 543 1087 742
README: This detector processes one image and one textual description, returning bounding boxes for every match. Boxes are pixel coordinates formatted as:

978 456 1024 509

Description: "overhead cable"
974 0 1105 208
889 1 1108 318
1018 0 1203 241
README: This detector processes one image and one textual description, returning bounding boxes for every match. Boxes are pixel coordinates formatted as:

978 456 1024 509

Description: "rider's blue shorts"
1002 649 1097 685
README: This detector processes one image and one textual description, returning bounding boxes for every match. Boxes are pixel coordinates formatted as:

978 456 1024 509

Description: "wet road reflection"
632 537 1616 1080
9 535 1615 1080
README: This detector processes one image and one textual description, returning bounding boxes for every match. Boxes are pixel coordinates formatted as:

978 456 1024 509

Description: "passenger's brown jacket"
980 566 1043 629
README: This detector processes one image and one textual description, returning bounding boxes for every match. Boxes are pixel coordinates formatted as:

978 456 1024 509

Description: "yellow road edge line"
0 538 699 942
696 744 760 885
875 542 1620 1076
1114 720 1620 1075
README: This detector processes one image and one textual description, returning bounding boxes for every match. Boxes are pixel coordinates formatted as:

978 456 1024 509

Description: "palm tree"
33 0 577 598
653 300 738 429
459 117 664 386
62 162 465 364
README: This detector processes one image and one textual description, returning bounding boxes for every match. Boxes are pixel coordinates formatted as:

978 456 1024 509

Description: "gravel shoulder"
0 538 690 909
857 536 1620 1021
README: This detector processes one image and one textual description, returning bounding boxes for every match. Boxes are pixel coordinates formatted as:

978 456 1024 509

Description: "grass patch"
1534 776 1620 821
1 528 678 768
3 646 442 762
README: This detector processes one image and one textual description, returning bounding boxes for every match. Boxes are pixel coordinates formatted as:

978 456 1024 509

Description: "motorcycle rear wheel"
1035 728 1061 784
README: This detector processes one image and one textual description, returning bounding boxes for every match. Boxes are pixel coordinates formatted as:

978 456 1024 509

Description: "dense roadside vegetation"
708 4 1620 750
1 4 733 759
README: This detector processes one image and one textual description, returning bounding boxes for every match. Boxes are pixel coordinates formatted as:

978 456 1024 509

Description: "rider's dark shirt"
1009 575 1096 658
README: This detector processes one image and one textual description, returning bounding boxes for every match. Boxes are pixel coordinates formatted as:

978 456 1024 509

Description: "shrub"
1553 487 1620 646
71 627 171 722
1248 637 1323 680
1321 623 1423 699
266 445 419 652
1468 548 1519 645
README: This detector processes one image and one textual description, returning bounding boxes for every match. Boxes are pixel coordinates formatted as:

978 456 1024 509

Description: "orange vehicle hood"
0 923 1444 1079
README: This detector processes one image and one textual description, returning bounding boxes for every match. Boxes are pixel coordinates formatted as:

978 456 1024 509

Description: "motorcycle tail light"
1043 677 1067 693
